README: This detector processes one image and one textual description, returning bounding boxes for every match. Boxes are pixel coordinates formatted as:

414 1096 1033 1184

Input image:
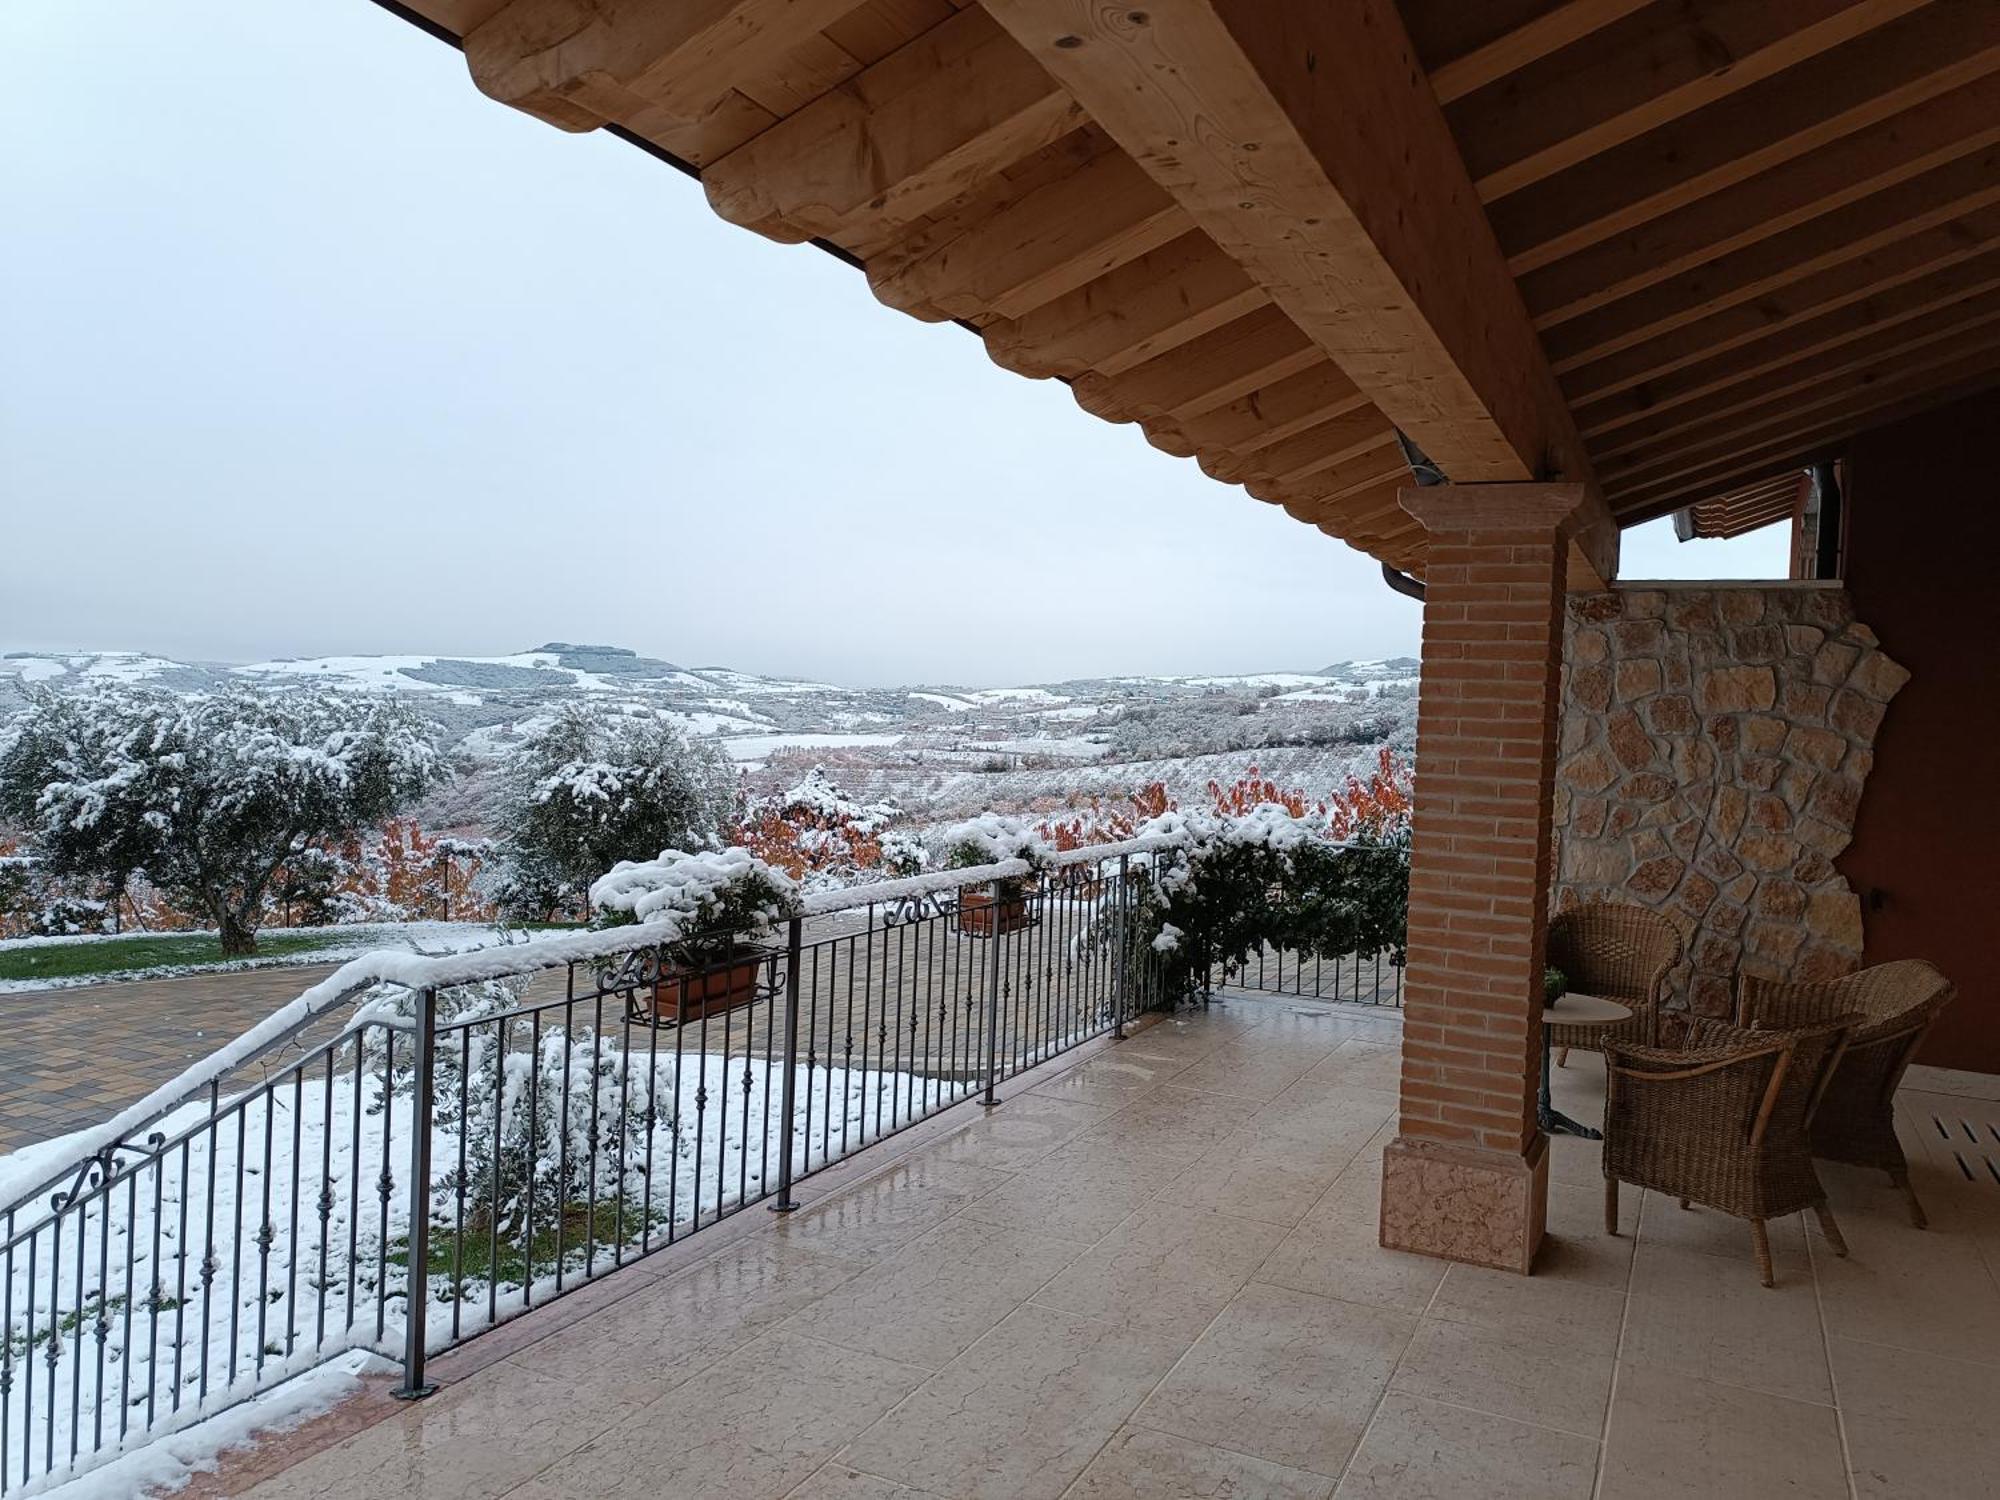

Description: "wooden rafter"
979 0 1603 502
1489 4 2000 274
1446 0 1926 200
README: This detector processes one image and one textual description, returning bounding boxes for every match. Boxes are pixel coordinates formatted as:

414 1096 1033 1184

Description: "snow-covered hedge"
1116 802 1410 1008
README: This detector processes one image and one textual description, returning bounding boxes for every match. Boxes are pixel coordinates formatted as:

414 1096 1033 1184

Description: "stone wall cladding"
1555 584 1908 1017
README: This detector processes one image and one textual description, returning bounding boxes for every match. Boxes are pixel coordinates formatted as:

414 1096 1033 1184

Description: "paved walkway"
0 964 356 1152
176 993 2000 1500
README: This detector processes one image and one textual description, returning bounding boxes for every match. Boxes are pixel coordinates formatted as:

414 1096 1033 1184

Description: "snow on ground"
0 1026 985 1493
715 732 904 765
964 687 1071 705
908 693 975 712
667 711 774 737
955 737 1108 760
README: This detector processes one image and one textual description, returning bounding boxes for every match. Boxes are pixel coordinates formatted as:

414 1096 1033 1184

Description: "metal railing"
0 832 1407 1492
1212 941 1405 1007
0 839 1185 1492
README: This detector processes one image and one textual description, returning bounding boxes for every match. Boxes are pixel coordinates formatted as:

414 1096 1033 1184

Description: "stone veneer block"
1379 1135 1549 1275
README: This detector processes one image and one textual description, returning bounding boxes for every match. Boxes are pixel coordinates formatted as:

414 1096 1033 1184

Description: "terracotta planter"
957 881 1035 937
628 954 764 1026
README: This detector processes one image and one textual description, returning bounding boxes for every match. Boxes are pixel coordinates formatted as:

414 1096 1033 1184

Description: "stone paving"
174 992 2000 1500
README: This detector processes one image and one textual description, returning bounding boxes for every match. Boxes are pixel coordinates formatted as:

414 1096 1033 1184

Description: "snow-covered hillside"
0 645 1419 822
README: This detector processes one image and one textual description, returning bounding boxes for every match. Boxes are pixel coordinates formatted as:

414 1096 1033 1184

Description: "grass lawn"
0 930 350 982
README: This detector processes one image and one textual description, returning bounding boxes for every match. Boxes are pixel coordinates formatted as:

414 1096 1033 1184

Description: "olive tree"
486 701 734 920
0 684 445 954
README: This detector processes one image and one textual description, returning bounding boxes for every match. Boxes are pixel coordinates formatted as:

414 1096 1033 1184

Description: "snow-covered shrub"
29 894 110 937
588 846 799 968
0 683 445 954
488 702 733 921
1106 805 1409 1011
433 1011 658 1246
739 765 899 892
936 813 1051 871
878 828 929 879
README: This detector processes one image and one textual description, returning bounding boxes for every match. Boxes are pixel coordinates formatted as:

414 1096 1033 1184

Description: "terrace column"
1379 482 1597 1275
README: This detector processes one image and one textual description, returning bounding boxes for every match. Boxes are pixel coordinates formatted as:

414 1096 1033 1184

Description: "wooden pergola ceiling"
394 0 2000 580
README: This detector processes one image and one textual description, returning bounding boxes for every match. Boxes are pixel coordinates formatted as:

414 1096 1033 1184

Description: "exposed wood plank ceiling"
392 0 2000 578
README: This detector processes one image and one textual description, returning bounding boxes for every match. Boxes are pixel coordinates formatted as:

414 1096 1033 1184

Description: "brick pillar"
1380 483 1596 1275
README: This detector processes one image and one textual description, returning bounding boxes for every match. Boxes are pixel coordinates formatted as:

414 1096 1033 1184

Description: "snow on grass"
907 693 975 712
964 687 1071 705
0 924 527 995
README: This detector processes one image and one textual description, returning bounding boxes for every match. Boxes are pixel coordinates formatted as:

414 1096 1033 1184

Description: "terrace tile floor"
188 992 2000 1500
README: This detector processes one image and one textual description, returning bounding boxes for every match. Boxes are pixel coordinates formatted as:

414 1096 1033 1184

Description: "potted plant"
588 847 800 1024
939 815 1049 938
1544 965 1568 1007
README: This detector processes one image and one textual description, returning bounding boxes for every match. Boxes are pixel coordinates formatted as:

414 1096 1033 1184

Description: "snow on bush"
739 765 901 892
588 847 799 967
0 684 445 955
936 813 1052 871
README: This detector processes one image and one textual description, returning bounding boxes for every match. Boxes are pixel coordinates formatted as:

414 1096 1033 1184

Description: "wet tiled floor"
188 993 2000 1499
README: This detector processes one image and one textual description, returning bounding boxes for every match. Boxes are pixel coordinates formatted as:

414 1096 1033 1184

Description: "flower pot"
957 881 1035 937
629 954 765 1026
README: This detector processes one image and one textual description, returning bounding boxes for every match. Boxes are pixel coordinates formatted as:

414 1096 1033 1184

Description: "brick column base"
1379 482 1603 1274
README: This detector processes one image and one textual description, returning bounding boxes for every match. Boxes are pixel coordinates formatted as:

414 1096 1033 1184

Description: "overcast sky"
0 0 1788 688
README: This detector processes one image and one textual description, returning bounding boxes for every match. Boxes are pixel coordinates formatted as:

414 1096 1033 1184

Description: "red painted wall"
1840 388 2000 1073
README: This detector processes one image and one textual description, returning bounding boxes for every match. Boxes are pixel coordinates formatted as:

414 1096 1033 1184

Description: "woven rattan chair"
1736 959 1956 1228
1549 902 1681 1063
1603 1013 1855 1287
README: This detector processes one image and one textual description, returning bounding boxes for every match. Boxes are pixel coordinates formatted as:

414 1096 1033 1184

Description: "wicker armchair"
1603 1014 1855 1286
1736 959 1956 1228
1548 902 1681 1061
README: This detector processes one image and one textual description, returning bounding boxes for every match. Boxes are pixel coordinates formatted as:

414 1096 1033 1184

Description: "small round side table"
1539 993 1631 1141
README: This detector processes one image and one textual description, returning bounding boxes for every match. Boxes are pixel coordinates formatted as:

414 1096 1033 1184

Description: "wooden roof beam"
1140 361 1368 459
1426 0 1653 106
1588 291 2000 459
982 231 1266 379
867 145 1192 321
1449 0 1927 201
702 6 1082 245
981 0 1614 584
1491 4 2000 273
463 0 866 132
1573 246 2000 436
1522 75 2000 327
1560 200 2000 401
1544 149 2000 372
1068 306 1319 425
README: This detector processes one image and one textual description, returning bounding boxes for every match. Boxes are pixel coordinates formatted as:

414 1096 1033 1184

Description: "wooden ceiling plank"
1247 447 1415 511
463 0 869 132
1198 409 1396 486
1429 0 1654 105
1492 4 2000 272
1608 368 2000 520
1449 0 1927 201
1142 362 1368 458
868 146 1191 321
981 0 1599 499
1600 341 2000 483
1573 243 2000 434
1523 75 2000 327
981 230 1267 379
1067 306 1319 425
1587 291 2000 458
1560 200 2000 400
702 6 1082 245
1542 147 2000 369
